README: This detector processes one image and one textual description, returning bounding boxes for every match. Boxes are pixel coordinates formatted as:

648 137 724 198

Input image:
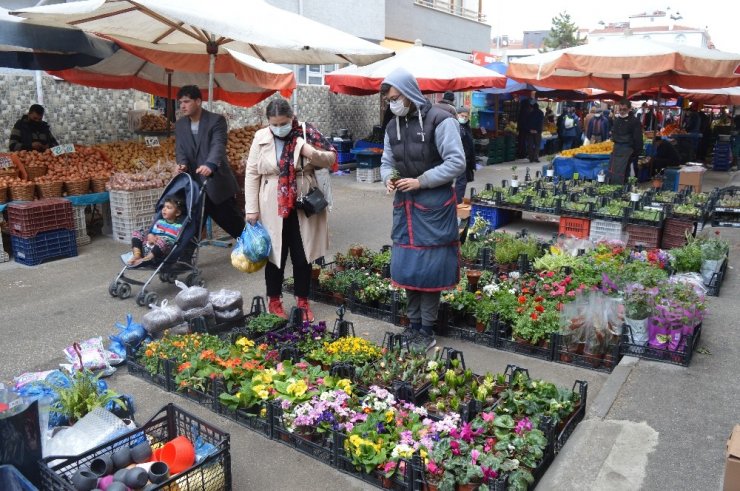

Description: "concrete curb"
586 356 639 420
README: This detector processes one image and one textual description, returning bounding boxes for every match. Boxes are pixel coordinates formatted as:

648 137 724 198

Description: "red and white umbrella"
507 34 740 95
48 35 295 107
325 41 506 95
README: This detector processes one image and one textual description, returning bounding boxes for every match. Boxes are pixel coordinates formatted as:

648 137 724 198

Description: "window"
294 64 339 85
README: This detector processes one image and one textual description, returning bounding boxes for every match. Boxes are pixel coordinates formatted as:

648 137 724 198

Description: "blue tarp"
553 156 610 180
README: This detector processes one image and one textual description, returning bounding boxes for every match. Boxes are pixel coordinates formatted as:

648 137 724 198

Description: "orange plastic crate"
559 216 591 239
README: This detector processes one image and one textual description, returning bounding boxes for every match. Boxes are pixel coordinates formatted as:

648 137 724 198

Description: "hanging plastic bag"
231 222 270 273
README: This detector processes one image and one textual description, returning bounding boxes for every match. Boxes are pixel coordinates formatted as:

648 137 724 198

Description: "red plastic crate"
7 198 74 238
661 218 696 249
626 224 662 249
559 216 591 239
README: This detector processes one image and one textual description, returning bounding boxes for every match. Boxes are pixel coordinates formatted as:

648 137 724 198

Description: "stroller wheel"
136 292 148 307
144 292 159 307
159 272 177 284
109 280 119 297
117 282 132 299
185 273 205 288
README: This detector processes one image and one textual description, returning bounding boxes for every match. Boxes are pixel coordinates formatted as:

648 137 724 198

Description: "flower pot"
603 352 616 369
511 179 519 188
399 314 410 327
422 483 440 491
332 292 345 304
539 338 550 349
560 352 574 363
466 270 482 290
380 476 394 489
625 316 649 345
311 268 321 280
350 246 364 258
630 192 641 202
546 169 555 177
457 482 482 491
295 428 324 443
597 173 606 183
475 321 487 333
583 350 604 369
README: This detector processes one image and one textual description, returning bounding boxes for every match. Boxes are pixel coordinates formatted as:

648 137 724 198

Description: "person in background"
607 99 643 184
8 104 58 152
545 107 555 124
175 85 244 239
454 107 476 203
586 109 609 143
379 67 465 353
526 100 544 163
642 104 657 131
650 136 682 176
516 101 532 158
697 106 711 161
129 196 184 266
557 106 580 150
244 98 336 322
583 107 597 137
434 91 457 117
683 103 702 133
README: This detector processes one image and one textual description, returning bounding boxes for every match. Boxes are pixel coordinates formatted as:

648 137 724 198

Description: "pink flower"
567 290 576 297
427 460 440 474
546 271 555 278
515 417 533 434
481 411 495 422
471 449 480 465
482 466 498 481
543 284 551 291
450 440 460 455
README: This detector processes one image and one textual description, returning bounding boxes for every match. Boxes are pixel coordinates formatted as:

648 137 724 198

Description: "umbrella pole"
207 36 217 111
622 74 629 99
35 71 44 105
656 85 662 131
167 69 173 135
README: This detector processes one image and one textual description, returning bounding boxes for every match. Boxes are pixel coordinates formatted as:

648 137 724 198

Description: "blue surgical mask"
457 117 468 124
389 98 409 117
270 123 292 138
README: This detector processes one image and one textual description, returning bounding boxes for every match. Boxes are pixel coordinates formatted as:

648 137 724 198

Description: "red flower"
522 288 530 294
546 271 555 278
530 312 538 320
534 296 544 302
535 304 545 313
518 296 527 304
564 276 572 284
177 362 191 373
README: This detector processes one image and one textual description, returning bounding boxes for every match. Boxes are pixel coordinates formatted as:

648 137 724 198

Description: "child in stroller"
128 195 184 267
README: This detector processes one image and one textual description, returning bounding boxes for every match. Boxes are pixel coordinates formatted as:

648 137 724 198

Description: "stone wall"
0 73 380 149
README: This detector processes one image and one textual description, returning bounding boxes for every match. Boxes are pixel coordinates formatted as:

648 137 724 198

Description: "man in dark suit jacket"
175 85 244 239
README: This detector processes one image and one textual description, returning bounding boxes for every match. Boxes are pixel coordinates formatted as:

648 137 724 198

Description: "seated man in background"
8 104 58 152
650 136 682 176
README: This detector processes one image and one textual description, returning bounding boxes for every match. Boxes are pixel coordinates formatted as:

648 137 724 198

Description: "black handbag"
295 157 328 217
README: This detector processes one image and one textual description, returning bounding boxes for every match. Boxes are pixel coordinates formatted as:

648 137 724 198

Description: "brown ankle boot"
268 296 287 319
296 297 315 323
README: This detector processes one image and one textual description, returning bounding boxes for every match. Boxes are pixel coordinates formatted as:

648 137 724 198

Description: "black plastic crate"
491 320 555 362
554 380 588 453
348 296 401 325
704 257 727 297
126 344 173 392
213 379 273 438
620 322 702 367
335 433 413 491
446 324 494 347
551 333 621 373
39 404 231 491
271 401 336 467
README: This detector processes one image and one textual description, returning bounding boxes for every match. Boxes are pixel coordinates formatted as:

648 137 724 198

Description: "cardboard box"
678 166 706 192
724 425 740 490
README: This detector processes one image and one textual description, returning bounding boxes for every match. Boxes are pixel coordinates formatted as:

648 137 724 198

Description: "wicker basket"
36 181 64 199
0 186 7 204
9 182 35 201
26 165 48 180
64 179 90 196
0 168 17 179
90 177 109 193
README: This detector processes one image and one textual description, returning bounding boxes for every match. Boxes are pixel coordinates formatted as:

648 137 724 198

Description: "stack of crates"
73 206 91 246
0 216 9 263
333 137 354 165
352 149 382 183
503 134 516 162
109 188 163 243
712 141 733 171
558 216 591 239
487 136 506 165
7 198 77 266
589 219 624 243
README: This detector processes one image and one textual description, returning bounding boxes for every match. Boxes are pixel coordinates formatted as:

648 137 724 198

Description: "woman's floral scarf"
277 118 335 218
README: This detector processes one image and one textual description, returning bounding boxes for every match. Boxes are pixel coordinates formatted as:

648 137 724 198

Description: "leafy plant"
673 204 701 217
51 370 124 423
670 239 702 273
247 313 286 335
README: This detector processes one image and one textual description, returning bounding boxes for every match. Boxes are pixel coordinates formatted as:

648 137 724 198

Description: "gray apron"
608 144 633 184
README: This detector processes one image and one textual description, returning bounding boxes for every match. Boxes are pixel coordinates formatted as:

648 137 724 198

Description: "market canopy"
477 62 588 100
0 7 116 71
673 86 740 106
10 0 393 66
324 40 506 95
506 34 740 94
49 35 296 107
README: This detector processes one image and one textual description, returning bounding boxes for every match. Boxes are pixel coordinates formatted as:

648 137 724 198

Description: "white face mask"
458 117 468 124
594 113 602 118
389 97 409 117
270 123 292 138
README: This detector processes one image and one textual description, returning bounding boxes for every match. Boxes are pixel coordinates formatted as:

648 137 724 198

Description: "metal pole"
207 34 217 111
167 70 173 135
35 71 43 104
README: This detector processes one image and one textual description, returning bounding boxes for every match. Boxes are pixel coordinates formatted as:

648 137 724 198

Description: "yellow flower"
252 384 266 394
287 379 308 398
261 372 273 384
260 408 267 418
385 410 394 423
257 390 269 400
420 449 428 459
349 434 363 448
336 378 352 395
236 337 255 350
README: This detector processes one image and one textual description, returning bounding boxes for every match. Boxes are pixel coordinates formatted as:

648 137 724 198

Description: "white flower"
427 360 439 371
509 271 521 280
508 288 517 294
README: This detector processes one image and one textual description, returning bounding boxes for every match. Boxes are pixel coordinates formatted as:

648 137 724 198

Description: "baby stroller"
108 173 208 307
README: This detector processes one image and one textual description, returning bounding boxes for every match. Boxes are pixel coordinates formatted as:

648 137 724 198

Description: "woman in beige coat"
244 98 336 322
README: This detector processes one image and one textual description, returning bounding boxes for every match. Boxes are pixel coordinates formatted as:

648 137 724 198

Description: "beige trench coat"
244 127 335 266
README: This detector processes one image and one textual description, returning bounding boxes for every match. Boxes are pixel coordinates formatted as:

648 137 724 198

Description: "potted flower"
628 177 641 202
510 166 519 188
622 284 655 345
473 296 496 333
699 234 729 284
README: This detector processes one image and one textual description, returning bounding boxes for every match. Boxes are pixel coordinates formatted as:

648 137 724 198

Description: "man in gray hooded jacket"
380 67 466 352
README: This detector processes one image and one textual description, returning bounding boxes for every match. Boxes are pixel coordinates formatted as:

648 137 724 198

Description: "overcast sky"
482 0 739 53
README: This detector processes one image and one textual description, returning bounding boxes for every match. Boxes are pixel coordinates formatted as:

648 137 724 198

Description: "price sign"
144 136 161 148
51 143 76 157
0 155 12 169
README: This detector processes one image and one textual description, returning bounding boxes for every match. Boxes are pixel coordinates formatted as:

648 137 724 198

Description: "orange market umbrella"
49 35 295 107
506 34 740 95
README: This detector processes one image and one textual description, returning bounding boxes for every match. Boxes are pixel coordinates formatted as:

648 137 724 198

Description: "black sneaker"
410 333 436 353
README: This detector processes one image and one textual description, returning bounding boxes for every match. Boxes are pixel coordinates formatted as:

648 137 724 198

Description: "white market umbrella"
671 86 740 106
49 35 295 107
506 34 740 95
324 40 506 95
12 0 393 105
